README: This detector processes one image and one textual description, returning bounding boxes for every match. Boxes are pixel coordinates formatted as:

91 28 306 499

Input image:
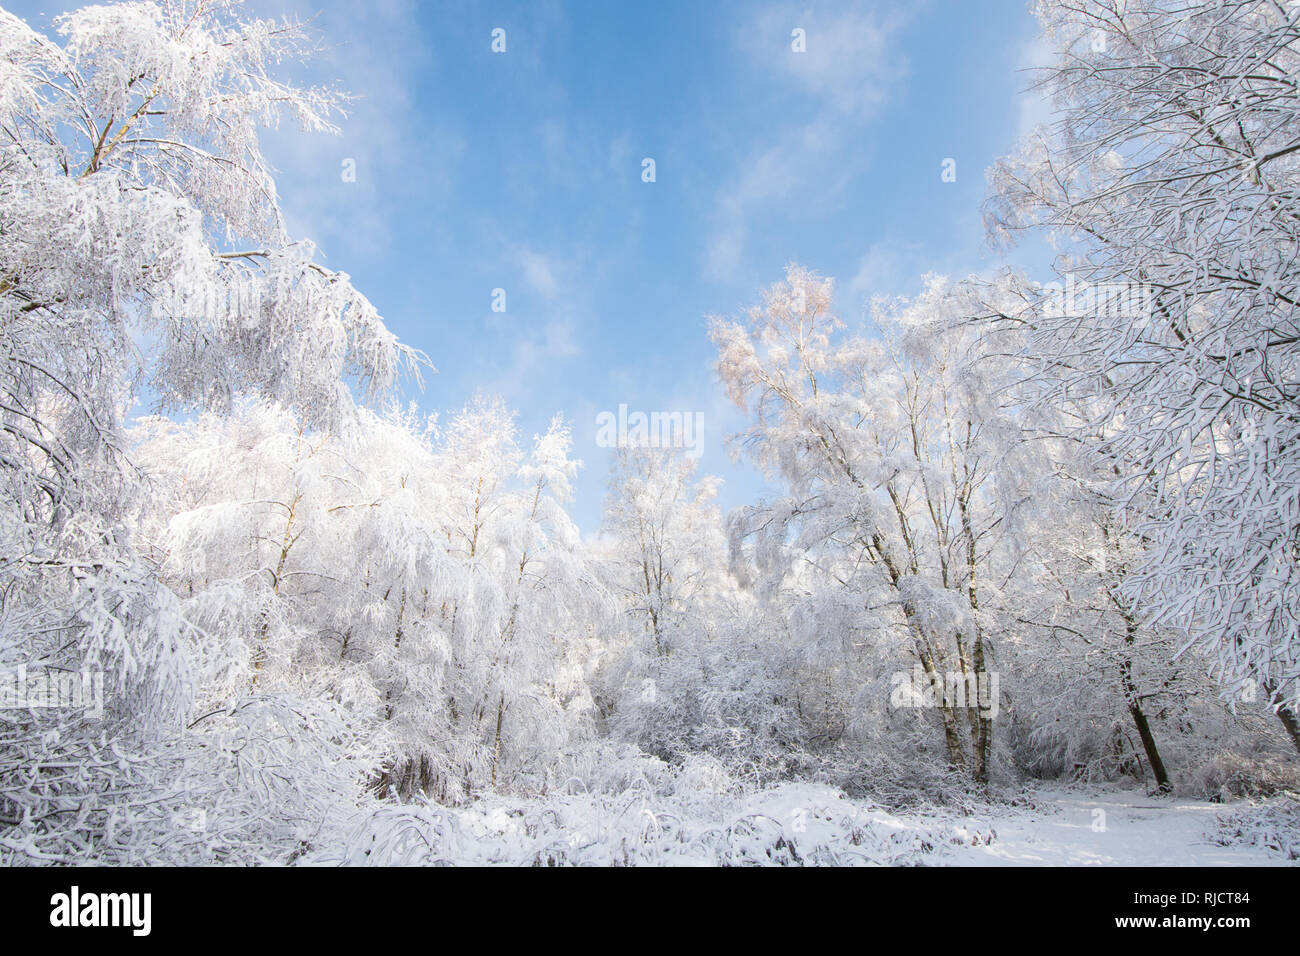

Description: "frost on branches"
709 269 1036 785
1 0 1297 867
0 0 419 863
986 0 1300 745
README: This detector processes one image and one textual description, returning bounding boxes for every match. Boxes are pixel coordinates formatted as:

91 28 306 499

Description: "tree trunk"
252 491 301 689
969 635 992 787
1126 696 1171 793
1263 681 1300 756
916 648 966 770
1120 655 1171 793
1113 603 1171 793
491 692 505 790
1275 705 1300 756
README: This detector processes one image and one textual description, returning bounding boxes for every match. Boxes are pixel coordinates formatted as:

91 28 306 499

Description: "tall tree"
0 1 418 863
711 267 1031 785
987 0 1300 746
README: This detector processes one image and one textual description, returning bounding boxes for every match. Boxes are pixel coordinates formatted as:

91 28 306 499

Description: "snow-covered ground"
312 782 1299 866
942 787 1297 866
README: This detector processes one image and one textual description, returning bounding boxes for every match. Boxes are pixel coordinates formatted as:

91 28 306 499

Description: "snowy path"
941 787 1292 866
324 781 1297 865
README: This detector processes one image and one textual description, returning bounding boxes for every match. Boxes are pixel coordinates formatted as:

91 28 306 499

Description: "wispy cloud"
703 1 915 281
255 0 463 264
735 1 911 118
519 249 560 299
846 238 925 306
1014 29 1057 142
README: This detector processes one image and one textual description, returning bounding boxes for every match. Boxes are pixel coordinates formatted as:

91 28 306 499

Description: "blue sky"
12 0 1055 532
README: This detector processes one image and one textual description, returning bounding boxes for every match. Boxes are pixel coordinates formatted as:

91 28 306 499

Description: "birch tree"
0 1 419 862
986 0 1300 745
711 267 1031 785
594 445 799 775
431 397 603 795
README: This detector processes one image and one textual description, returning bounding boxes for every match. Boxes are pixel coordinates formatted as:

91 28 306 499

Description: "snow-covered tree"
0 1 419 863
135 396 607 803
423 396 603 796
986 0 1300 746
1004 429 1186 793
711 267 1035 786
594 445 801 777
599 445 724 658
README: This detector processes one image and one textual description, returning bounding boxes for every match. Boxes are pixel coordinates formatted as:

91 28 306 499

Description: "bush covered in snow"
2 0 1299 866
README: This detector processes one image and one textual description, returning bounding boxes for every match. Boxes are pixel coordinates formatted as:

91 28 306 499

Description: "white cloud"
736 1 911 119
703 1 913 282
512 318 580 371
704 121 842 279
519 249 560 299
705 227 746 282
250 0 462 263
1013 23 1058 142
846 238 924 305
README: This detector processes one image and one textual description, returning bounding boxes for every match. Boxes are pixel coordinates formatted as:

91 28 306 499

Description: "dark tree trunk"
1115 608 1172 793
1263 681 1300 756
1126 696 1171 793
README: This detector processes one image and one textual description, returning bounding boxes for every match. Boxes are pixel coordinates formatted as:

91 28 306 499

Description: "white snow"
314 781 1298 867
941 787 1295 866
